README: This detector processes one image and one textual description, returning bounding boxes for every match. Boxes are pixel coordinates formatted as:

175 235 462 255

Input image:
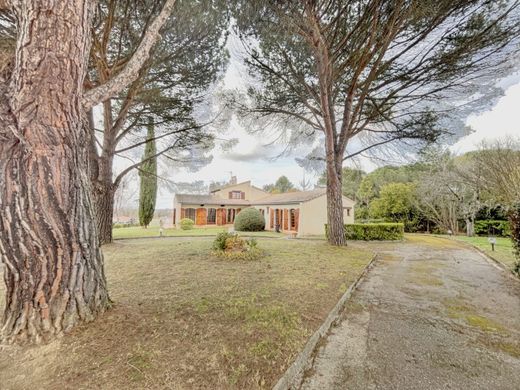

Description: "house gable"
212 181 268 202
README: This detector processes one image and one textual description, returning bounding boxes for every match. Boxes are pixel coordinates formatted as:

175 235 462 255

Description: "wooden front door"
216 208 226 225
196 208 207 225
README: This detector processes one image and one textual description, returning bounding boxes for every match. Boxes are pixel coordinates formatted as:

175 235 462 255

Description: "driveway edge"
443 237 519 281
272 253 378 390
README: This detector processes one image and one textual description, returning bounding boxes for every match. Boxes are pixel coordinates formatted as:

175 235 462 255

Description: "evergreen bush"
180 218 194 230
473 220 510 237
234 208 265 232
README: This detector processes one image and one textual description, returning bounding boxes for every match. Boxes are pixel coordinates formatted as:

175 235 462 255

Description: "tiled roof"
175 194 250 206
176 188 354 207
252 188 327 205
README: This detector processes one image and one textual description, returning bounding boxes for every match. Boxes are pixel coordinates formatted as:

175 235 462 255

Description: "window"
207 208 216 224
344 207 351 217
260 209 265 216
229 191 243 199
185 208 196 221
227 209 235 223
290 209 296 229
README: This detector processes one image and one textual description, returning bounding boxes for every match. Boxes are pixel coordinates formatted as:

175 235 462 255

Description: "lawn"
0 237 373 389
113 225 285 239
448 235 517 271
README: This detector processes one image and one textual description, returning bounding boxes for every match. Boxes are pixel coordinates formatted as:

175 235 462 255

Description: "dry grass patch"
0 237 372 389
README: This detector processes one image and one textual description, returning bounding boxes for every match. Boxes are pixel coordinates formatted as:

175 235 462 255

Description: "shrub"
180 218 194 230
213 231 236 251
234 208 265 232
213 232 263 261
112 222 138 229
215 247 264 261
325 223 404 241
510 204 520 276
474 220 510 237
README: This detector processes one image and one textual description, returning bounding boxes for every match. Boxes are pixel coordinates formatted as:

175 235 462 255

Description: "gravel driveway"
301 235 520 390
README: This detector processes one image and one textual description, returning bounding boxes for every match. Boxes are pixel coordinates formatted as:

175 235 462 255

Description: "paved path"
301 236 520 390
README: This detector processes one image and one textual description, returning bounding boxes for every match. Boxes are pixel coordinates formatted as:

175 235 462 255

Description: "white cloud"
452 80 520 154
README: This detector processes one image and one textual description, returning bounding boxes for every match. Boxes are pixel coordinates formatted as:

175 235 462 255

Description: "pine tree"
139 118 158 228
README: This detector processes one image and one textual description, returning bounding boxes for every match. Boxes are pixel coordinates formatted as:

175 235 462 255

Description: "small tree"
263 175 296 193
139 119 158 228
370 183 417 227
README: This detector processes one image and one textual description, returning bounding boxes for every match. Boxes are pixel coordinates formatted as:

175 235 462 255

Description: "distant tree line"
324 140 520 247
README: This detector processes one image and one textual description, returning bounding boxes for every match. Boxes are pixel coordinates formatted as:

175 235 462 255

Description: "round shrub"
234 208 265 232
180 218 194 230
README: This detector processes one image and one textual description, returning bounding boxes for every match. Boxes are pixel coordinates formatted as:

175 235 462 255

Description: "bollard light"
488 236 497 251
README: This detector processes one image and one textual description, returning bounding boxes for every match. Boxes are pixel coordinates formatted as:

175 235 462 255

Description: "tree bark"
93 183 116 245
0 0 110 344
465 218 474 237
326 161 346 246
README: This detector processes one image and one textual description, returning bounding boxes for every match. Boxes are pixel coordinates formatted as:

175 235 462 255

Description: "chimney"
230 176 237 185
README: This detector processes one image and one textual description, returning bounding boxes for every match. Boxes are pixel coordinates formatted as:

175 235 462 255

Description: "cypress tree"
139 117 157 228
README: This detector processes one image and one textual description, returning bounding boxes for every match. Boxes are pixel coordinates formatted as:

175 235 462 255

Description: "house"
173 178 355 236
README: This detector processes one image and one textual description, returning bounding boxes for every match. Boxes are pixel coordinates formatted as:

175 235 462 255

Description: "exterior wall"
343 196 355 223
298 195 355 236
212 181 267 201
253 204 300 234
174 203 245 228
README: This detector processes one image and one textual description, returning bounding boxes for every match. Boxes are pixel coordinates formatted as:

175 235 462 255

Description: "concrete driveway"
301 235 520 390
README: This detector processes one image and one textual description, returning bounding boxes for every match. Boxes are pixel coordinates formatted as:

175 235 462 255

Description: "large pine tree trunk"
326 156 347 246
0 0 110 344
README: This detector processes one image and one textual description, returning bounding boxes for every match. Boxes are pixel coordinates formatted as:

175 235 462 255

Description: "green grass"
113 225 285 239
448 235 517 270
0 237 373 389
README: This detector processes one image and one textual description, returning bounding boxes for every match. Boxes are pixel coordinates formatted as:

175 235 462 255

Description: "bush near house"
180 218 195 230
474 220 510 237
326 223 404 240
234 208 265 232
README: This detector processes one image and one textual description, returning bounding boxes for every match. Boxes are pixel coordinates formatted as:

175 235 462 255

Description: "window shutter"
228 191 232 199
241 191 245 199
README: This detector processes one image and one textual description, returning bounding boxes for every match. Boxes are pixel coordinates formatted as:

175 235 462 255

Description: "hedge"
325 223 404 241
474 220 510 237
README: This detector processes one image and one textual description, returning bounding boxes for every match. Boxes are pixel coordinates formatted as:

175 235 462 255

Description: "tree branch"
82 0 176 110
